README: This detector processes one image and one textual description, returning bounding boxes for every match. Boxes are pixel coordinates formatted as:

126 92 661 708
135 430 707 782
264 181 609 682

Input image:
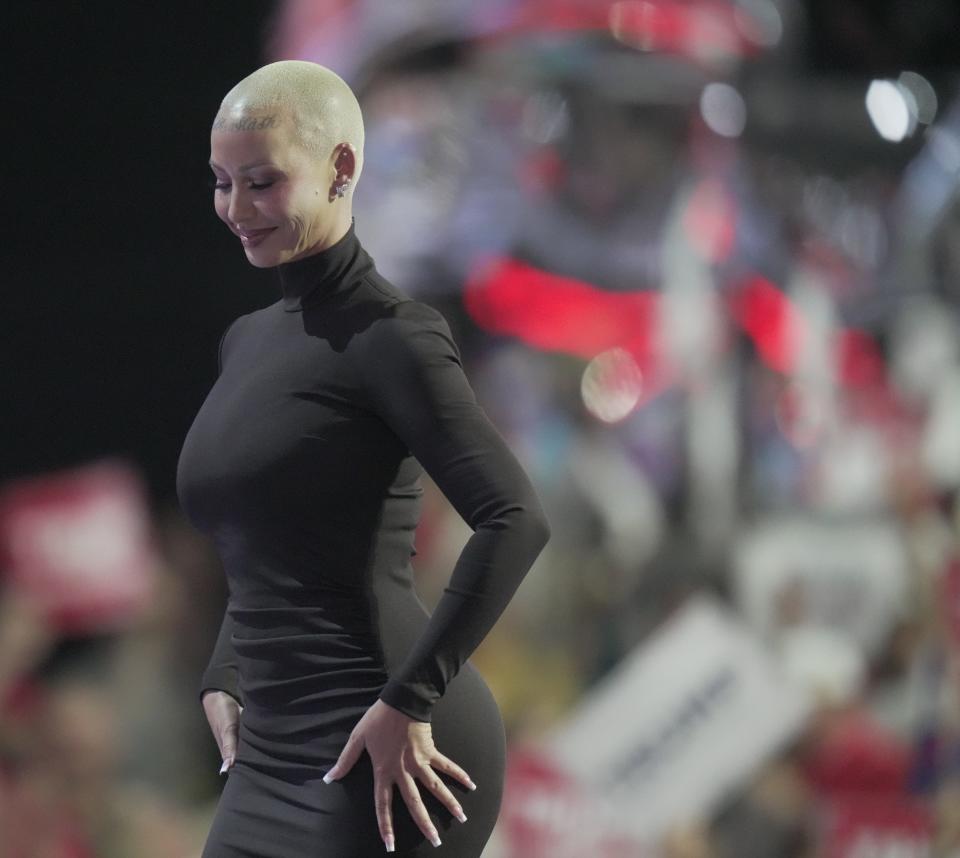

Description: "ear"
334 143 356 180
328 143 357 200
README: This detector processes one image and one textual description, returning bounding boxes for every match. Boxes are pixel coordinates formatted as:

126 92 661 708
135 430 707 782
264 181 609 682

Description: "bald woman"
176 60 550 857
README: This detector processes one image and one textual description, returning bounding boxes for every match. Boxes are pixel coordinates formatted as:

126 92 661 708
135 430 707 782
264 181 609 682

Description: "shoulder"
222 306 266 336
218 309 260 368
346 296 464 400
350 271 458 352
219 306 266 348
359 296 459 360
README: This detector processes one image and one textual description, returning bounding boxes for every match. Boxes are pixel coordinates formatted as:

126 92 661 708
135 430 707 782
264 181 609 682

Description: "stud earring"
335 179 350 198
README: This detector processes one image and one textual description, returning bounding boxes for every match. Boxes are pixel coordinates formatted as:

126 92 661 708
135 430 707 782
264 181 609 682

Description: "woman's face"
209 112 334 267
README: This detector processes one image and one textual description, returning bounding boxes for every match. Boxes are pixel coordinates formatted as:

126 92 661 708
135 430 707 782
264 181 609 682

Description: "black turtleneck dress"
176 219 550 857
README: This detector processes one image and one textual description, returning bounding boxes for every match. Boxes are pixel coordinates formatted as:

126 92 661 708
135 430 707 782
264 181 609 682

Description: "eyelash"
207 179 274 191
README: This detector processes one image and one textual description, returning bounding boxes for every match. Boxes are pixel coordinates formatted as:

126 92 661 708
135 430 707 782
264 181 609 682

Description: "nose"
226 185 255 227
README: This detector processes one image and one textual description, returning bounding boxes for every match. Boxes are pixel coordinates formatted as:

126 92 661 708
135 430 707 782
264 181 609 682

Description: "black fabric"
177 218 550 856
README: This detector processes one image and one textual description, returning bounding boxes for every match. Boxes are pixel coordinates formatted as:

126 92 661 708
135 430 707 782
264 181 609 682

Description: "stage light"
699 82 747 138
865 79 914 143
898 71 937 126
733 0 782 48
581 348 644 423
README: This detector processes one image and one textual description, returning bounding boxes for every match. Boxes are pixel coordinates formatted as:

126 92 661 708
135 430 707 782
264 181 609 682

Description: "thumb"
219 721 239 772
323 732 364 784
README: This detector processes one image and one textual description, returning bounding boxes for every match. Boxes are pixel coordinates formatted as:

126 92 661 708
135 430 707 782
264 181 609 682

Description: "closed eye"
207 178 274 191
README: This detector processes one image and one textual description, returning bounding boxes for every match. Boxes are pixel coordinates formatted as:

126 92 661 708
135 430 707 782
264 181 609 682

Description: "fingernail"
219 760 230 775
384 835 395 852
430 833 442 847
467 780 477 791
455 808 467 823
323 769 336 784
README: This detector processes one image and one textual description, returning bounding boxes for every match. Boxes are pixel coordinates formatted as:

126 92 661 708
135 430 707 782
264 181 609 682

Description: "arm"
197 317 244 709
198 606 243 708
357 300 551 722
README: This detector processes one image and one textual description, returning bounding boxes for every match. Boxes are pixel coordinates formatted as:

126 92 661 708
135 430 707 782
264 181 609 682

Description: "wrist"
378 682 433 723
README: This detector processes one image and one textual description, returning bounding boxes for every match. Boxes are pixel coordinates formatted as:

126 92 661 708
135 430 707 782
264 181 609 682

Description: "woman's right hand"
201 690 242 773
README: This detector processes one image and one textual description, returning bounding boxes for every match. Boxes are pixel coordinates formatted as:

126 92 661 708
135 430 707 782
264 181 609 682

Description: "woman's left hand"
323 698 476 852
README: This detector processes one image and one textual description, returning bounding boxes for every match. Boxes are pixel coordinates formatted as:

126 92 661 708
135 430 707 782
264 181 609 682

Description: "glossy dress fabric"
176 219 550 856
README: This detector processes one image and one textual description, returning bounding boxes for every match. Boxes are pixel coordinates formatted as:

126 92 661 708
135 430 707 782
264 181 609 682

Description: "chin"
242 245 286 268
244 254 279 269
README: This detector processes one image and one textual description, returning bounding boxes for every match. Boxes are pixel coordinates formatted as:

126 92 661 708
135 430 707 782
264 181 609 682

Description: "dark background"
5 0 959 502
5 2 280 500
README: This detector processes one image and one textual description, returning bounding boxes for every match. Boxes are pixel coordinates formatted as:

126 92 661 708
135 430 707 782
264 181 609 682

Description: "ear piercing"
335 178 351 198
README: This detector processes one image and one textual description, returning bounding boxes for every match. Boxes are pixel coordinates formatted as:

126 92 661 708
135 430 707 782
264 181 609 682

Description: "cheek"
289 187 324 225
262 186 298 223
277 189 317 232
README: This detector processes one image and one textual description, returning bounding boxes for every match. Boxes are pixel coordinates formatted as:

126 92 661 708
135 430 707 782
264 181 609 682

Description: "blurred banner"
0 458 156 635
818 795 933 858
734 514 909 661
501 596 810 856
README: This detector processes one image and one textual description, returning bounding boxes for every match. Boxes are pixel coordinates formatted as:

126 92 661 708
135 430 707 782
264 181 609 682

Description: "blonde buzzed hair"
215 60 364 185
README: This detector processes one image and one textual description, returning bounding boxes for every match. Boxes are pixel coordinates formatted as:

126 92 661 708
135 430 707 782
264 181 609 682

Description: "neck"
276 216 371 313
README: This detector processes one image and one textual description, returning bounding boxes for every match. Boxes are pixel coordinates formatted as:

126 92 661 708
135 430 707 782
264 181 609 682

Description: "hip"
237 660 505 775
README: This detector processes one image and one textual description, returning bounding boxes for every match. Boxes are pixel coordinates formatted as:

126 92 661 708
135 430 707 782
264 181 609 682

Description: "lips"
237 227 277 247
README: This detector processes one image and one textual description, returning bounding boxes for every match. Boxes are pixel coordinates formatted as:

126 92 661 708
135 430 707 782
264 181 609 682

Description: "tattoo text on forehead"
212 114 281 132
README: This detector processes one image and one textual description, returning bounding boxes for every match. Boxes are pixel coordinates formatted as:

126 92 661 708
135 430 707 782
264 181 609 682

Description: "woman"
176 60 551 857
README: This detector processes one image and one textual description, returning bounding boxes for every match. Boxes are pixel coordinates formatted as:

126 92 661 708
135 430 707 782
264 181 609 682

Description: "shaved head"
214 60 364 187
209 61 365 265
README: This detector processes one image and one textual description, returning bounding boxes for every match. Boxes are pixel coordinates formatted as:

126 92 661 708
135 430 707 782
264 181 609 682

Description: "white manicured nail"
384 835 395 852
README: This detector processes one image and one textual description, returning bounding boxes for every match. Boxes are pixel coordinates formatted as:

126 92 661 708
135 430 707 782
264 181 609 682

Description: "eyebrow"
208 159 277 172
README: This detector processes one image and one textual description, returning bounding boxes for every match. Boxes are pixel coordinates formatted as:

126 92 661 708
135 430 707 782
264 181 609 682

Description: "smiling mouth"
239 228 277 246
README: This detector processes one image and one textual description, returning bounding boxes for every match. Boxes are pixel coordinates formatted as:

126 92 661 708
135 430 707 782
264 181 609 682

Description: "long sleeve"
356 300 551 722
197 317 244 709
198 606 243 708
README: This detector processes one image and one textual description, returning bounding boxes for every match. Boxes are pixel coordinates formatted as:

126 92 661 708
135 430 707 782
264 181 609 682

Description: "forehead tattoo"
212 114 281 132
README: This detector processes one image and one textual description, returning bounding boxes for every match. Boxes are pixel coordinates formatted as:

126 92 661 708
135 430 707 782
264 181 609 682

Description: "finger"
417 763 467 823
324 732 363 783
375 776 396 853
398 771 442 848
220 721 239 769
430 751 477 792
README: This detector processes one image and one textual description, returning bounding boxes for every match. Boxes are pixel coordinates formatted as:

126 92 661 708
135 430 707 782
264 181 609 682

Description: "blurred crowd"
3 0 960 855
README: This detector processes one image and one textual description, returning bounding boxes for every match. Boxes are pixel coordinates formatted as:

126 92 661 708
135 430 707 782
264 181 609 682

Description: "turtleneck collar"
276 218 366 312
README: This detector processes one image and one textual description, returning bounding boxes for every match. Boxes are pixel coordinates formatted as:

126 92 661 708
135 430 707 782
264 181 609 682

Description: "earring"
335 178 350 198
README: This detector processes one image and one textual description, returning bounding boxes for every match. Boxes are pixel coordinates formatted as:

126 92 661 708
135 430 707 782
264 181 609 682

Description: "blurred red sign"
501 746 653 858
0 458 155 634
820 796 933 858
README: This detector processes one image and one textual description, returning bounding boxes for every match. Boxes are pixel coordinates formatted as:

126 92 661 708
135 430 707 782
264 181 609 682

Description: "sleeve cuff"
378 680 435 723
198 671 243 709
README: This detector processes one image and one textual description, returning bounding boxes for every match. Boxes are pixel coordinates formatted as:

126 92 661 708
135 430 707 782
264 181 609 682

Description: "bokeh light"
699 81 747 137
865 79 915 142
581 348 645 423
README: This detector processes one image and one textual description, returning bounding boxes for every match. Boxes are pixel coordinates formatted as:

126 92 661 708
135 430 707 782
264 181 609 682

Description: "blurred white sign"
502 596 810 852
733 515 908 658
